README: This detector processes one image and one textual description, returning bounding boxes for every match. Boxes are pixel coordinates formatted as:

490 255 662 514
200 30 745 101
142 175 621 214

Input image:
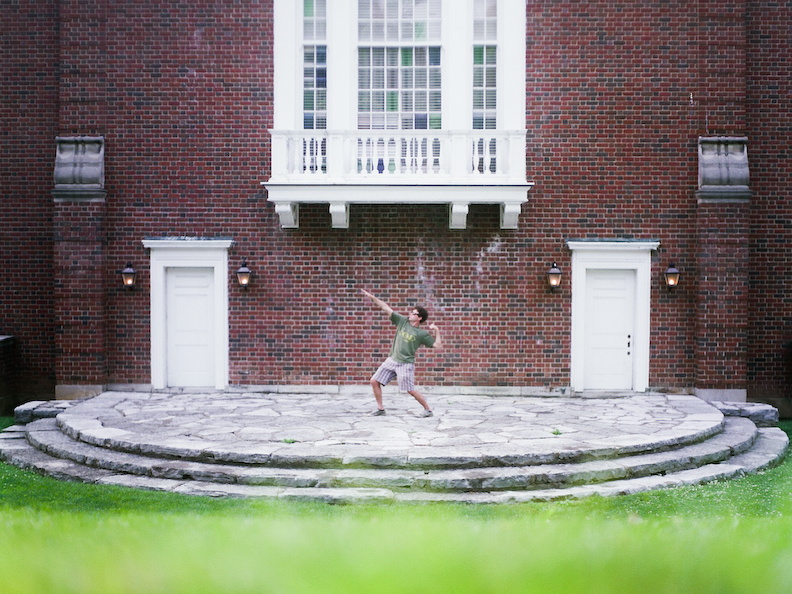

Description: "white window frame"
267 0 532 229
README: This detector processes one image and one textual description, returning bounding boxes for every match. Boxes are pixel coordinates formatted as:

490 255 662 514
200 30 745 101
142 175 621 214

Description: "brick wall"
526 1 702 389
1 1 788 401
746 2 792 409
0 2 59 398
695 202 751 391
100 0 274 384
229 203 571 388
53 200 107 386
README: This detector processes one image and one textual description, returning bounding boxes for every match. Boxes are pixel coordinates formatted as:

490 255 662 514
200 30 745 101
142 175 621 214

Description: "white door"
583 269 636 390
165 267 215 387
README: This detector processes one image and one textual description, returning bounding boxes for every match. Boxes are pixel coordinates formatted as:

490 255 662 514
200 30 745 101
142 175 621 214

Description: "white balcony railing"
265 129 532 229
269 129 526 182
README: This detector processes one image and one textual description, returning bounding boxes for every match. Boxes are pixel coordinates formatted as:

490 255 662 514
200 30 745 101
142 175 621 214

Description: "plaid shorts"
371 357 416 392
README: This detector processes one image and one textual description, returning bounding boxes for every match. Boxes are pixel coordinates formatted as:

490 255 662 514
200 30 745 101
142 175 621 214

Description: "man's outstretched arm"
360 289 394 316
428 323 442 350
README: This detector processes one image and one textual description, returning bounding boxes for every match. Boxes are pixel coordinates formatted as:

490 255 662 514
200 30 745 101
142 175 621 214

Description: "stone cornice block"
697 136 752 202
52 136 107 201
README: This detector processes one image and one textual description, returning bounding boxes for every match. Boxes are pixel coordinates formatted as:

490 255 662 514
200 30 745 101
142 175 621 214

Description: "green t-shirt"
388 312 435 363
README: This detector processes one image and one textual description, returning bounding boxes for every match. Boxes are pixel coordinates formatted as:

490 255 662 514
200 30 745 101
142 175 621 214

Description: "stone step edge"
0 427 786 503
16 417 760 493
15 395 750 469
53 412 727 470
710 401 780 427
32 416 750 482
15 395 781 422
9 391 724 425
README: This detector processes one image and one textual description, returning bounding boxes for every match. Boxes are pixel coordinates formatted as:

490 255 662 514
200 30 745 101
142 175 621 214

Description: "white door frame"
567 240 659 393
142 239 232 390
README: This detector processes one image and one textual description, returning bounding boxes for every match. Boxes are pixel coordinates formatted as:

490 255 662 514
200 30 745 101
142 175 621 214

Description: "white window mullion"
497 0 525 130
326 0 356 131
442 0 472 131
273 0 301 130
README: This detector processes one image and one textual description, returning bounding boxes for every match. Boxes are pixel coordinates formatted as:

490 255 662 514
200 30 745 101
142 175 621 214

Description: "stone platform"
0 390 787 504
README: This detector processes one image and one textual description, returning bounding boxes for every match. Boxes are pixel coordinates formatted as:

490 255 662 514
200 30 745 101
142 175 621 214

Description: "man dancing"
360 289 442 417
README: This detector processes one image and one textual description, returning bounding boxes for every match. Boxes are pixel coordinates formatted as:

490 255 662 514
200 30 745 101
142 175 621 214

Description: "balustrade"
265 129 532 229
270 130 523 182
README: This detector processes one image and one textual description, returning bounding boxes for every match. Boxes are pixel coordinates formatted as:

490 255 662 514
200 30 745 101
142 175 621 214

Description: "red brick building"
1 1 789 413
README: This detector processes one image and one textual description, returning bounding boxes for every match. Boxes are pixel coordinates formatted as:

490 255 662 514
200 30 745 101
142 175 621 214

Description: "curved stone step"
15 416 764 493
2 393 787 504
53 412 728 471
399 428 791 504
0 426 786 504
51 392 727 470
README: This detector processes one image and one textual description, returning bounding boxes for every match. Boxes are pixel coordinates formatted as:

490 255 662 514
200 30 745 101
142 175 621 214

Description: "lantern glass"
664 264 680 289
547 262 562 289
121 263 136 288
237 261 252 287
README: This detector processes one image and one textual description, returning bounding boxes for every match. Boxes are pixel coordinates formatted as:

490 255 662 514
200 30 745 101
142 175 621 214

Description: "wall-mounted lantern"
664 263 681 290
546 262 562 290
120 263 137 289
236 260 252 288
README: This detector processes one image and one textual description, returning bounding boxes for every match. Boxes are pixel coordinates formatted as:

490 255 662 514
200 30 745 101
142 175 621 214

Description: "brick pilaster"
694 201 750 399
52 196 107 397
52 0 109 398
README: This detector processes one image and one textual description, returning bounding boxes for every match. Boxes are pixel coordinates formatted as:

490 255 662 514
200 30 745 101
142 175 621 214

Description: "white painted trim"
269 0 529 229
567 241 660 253
324 0 356 130
142 239 232 390
498 0 527 130
266 183 532 229
272 0 300 131
274 0 526 129
568 241 659 393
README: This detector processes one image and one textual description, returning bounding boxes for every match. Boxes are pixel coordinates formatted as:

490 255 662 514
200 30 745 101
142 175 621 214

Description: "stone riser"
0 426 787 504
54 415 728 470
9 415 775 494
1 396 788 504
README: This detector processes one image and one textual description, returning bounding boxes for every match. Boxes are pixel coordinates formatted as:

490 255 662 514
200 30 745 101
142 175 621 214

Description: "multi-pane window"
303 0 327 131
473 0 497 172
302 0 327 172
473 46 497 131
357 0 442 130
358 0 441 42
357 46 441 130
473 0 497 41
303 46 327 130
273 0 529 228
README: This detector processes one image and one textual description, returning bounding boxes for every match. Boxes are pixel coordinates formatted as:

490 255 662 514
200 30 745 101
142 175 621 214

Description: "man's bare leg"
407 389 432 411
370 378 385 411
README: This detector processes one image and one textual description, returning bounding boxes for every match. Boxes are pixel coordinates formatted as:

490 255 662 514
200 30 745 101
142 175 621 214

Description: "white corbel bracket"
266 184 533 230
500 202 522 230
274 202 299 228
329 202 350 228
274 200 524 230
450 202 522 230
449 203 469 229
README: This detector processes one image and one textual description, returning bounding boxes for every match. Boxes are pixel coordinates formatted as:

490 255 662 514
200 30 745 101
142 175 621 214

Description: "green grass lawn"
0 418 790 593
